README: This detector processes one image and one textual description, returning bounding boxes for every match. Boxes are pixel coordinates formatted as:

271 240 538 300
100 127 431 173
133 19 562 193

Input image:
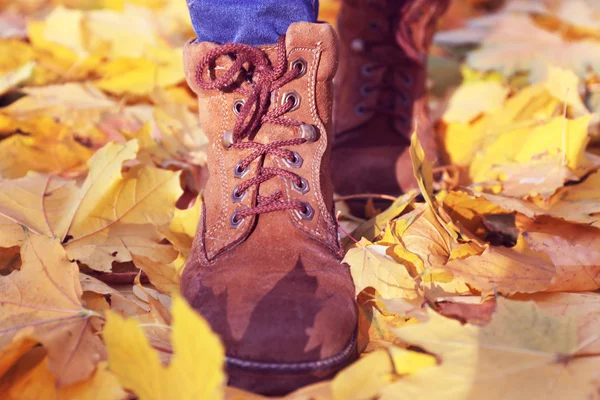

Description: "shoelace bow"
195 35 310 221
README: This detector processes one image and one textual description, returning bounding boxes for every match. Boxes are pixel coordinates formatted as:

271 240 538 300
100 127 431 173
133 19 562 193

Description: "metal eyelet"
400 72 413 87
355 104 369 117
292 177 310 194
284 151 303 168
351 39 365 53
360 84 375 97
361 63 377 77
222 130 234 150
294 202 314 220
282 91 301 111
230 210 244 228
399 91 411 105
232 100 245 115
234 161 250 178
398 115 411 128
231 185 247 202
299 124 317 142
291 58 307 77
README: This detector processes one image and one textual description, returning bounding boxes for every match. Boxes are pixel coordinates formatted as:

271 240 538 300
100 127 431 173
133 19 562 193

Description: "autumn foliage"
1 0 600 399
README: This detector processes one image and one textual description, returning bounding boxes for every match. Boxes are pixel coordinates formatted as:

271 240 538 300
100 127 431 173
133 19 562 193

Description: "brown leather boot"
181 22 357 396
332 0 449 213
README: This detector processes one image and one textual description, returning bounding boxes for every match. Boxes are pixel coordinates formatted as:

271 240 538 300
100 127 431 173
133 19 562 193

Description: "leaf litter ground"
1 0 600 399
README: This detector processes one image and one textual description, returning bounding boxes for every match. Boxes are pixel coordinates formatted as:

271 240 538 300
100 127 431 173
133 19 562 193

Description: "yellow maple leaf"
57 140 181 271
331 347 436 400
441 235 556 296
1 358 125 400
104 296 226 400
380 298 600 400
0 62 34 96
0 233 105 386
343 238 419 300
94 47 185 97
443 80 509 124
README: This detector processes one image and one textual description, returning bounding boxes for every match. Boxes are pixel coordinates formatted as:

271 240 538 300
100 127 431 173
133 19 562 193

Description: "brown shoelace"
195 35 310 221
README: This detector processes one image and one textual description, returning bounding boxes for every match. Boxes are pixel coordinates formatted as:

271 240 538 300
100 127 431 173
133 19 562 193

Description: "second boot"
332 0 449 213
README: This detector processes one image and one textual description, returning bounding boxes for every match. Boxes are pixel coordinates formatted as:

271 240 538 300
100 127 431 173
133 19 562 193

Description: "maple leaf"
443 80 509 124
380 298 600 400
331 347 435 400
58 140 181 271
0 233 105 386
0 358 125 400
0 61 33 96
477 171 600 228
441 235 556 296
343 238 420 301
0 173 76 238
518 216 600 291
513 292 600 355
103 296 226 400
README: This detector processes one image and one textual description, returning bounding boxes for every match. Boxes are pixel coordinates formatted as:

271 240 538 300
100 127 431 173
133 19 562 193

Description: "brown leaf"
519 216 600 291
441 235 556 295
0 233 105 386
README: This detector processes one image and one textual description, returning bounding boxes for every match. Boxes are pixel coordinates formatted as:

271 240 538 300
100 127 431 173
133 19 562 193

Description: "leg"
186 0 319 45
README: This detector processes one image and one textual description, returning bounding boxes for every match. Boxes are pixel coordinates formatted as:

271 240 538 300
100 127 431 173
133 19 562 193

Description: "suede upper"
181 22 357 368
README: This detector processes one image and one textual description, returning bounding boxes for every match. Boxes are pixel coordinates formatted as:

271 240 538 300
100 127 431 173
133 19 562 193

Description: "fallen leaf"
518 216 600 291
441 235 556 295
331 347 436 400
443 80 509 124
59 141 181 271
104 296 226 400
343 239 419 300
381 298 600 399
0 233 105 386
512 291 600 354
2 358 125 400
0 62 34 96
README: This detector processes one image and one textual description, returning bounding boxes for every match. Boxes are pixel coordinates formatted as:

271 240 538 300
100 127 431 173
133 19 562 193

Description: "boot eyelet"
282 91 301 111
222 130 234 150
299 124 318 142
399 115 411 128
360 84 375 97
232 100 245 115
230 210 244 228
361 63 377 77
291 58 307 77
234 161 250 178
351 39 365 53
284 151 303 168
294 202 314 220
292 177 310 194
355 104 369 117
368 20 380 32
231 185 247 202
399 91 411 105
400 72 413 87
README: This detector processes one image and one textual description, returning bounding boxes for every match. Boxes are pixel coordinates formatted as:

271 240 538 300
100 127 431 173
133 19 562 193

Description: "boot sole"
226 333 357 396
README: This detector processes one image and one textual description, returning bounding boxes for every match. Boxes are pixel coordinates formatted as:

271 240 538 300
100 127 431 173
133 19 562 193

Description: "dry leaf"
104 296 226 400
0 233 105 386
381 298 600 400
343 239 419 301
